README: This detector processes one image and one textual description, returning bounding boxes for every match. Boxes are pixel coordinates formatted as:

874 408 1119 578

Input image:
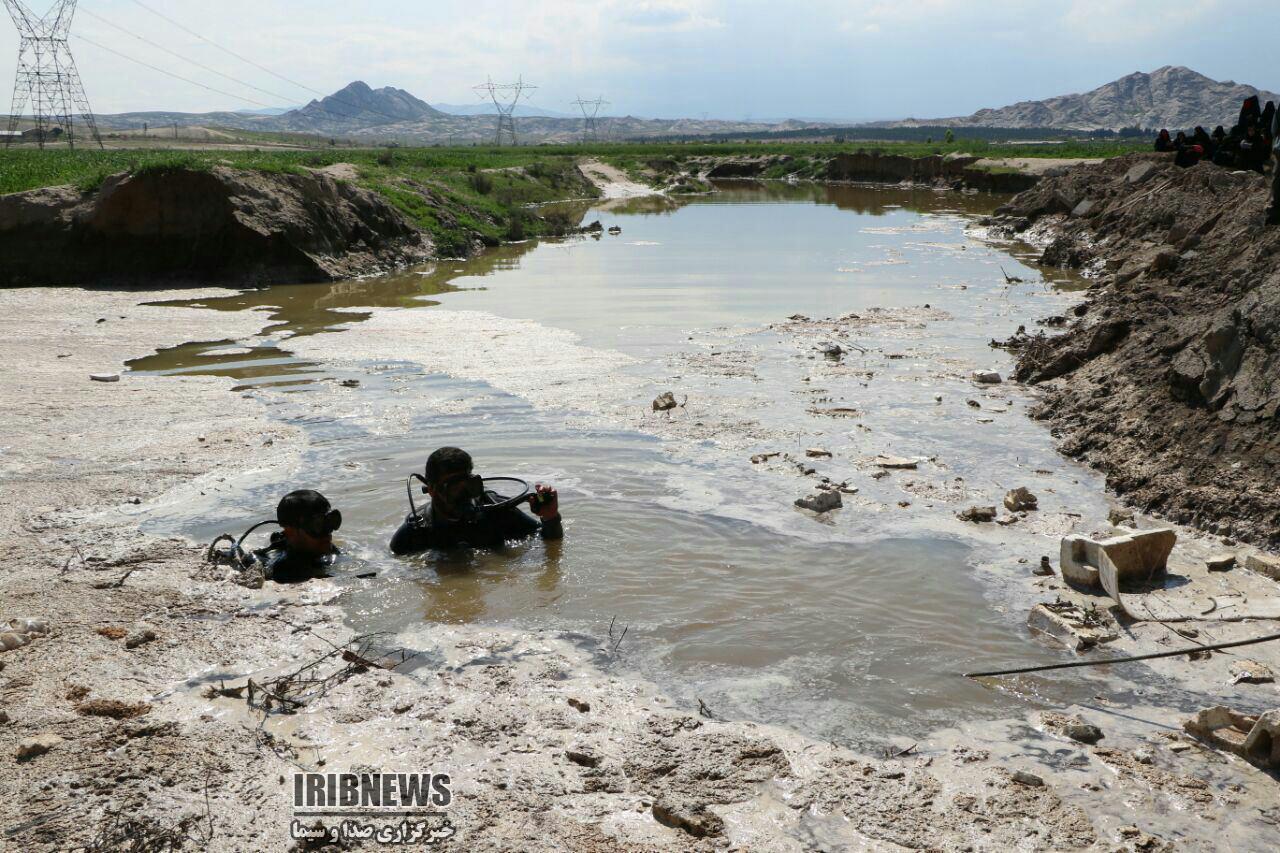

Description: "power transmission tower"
571 95 609 142
3 0 101 149
473 75 534 146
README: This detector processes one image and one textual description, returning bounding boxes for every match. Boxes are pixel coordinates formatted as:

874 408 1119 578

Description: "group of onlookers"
1153 95 1280 224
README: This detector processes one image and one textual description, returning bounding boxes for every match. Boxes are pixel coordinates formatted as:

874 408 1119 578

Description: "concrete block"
1060 528 1176 591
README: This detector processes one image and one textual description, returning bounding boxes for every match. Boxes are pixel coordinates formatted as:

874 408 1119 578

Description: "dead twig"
91 568 136 589
611 625 629 655
697 697 716 719
886 742 918 759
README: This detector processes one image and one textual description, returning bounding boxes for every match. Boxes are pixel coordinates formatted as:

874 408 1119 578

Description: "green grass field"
0 138 1147 197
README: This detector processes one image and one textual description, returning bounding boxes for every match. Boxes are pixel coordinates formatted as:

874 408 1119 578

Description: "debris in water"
89 373 120 383
805 448 832 459
874 455 919 469
1034 556 1054 576
971 370 1002 384
1026 599 1119 651
795 491 842 514
1004 487 1038 512
957 505 997 523
652 391 682 412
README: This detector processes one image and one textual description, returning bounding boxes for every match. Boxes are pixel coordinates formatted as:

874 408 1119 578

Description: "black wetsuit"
250 531 337 583
390 491 562 555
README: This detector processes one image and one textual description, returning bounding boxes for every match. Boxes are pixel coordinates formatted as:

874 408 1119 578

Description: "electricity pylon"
473 75 534 146
3 0 102 148
572 96 609 142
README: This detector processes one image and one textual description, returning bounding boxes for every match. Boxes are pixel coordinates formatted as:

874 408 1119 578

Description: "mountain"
897 67 1280 131
432 102 580 119
87 81 834 143
287 81 445 127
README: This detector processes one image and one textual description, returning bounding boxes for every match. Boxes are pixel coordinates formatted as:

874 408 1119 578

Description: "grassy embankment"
0 139 1145 250
0 147 602 255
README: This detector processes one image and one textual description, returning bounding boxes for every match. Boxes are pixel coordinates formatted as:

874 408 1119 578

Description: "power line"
125 0 324 98
74 32 276 109
79 7 299 108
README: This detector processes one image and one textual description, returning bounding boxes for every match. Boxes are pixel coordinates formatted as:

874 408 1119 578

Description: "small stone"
796 491 842 514
1168 742 1191 753
652 391 679 412
957 506 997 523
16 734 63 761
89 373 120 383
1149 249 1180 274
1003 487 1038 512
1229 659 1275 684
874 455 920 469
565 747 600 768
805 448 832 458
971 370 1002 384
1011 770 1043 786
1108 507 1135 527
652 796 723 838
340 379 361 388
567 698 590 713
124 628 157 650
0 709 8 724
0 632 30 651
1034 556 1054 576
1205 554 1236 572
1124 162 1158 185
966 399 981 408
392 701 414 714
1133 749 1154 765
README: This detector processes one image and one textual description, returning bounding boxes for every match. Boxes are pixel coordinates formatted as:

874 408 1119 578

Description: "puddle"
138 182 1133 749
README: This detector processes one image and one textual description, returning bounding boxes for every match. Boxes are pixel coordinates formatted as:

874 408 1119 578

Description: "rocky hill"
901 66 1280 131
283 81 445 129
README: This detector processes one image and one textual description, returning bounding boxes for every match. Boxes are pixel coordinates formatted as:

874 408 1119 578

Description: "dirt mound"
990 153 1280 547
0 166 432 287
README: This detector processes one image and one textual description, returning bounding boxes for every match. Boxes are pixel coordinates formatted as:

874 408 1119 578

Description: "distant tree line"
625 124 1155 144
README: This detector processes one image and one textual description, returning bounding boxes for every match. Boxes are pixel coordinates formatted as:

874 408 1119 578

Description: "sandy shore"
1 265 1278 849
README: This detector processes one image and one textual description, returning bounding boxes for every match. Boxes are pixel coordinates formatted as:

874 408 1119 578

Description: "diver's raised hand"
530 483 559 520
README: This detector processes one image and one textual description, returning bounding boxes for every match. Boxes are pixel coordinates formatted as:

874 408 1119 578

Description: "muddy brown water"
134 181 1129 749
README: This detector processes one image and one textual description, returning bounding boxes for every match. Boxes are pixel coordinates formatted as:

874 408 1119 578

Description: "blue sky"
3 0 1276 119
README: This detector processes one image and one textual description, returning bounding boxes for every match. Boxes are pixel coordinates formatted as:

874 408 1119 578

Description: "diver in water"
208 489 341 583
390 447 562 555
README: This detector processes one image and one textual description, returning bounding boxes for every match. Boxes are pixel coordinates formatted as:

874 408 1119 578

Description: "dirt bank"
987 153 1280 549
0 167 433 288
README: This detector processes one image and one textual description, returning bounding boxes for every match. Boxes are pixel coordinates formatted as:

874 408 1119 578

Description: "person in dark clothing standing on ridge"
389 447 563 555
1154 129 1173 152
1267 105 1280 226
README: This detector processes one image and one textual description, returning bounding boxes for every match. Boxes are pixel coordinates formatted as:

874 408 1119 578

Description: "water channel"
131 181 1126 749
